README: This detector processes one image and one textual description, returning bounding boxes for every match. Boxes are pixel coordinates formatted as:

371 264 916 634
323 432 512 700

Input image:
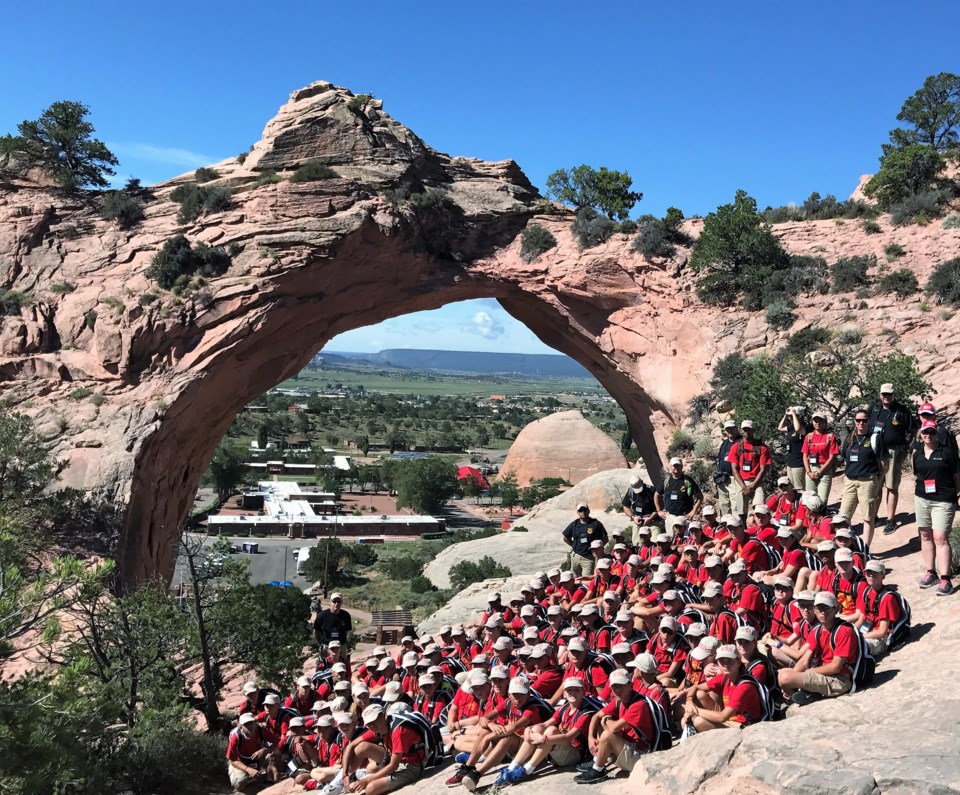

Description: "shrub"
90 392 105 406
348 93 374 113
618 219 637 235
666 429 695 457
766 300 796 329
709 352 754 406
410 575 435 594
381 554 424 580
50 281 76 294
835 329 863 345
862 219 882 234
943 214 960 229
877 268 919 298
169 183 233 223
101 295 125 314
688 392 713 424
146 235 232 290
779 326 832 360
864 144 945 209
251 169 280 187
571 206 617 249
0 290 33 316
101 190 144 228
884 243 906 260
693 437 715 458
763 255 829 300
925 257 960 306
69 387 92 399
632 218 676 258
237 150 249 164
291 160 337 182
194 166 219 183
83 309 97 329
687 458 713 489
889 189 945 225
519 224 558 261
448 556 512 591
831 255 874 293
139 292 159 306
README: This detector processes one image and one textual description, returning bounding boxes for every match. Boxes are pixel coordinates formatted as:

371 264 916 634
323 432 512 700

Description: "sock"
508 763 520 771
592 763 605 772
524 763 535 774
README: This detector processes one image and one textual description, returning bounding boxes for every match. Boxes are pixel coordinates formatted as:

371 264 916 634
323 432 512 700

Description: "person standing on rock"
313 593 352 656
838 410 889 550
802 412 840 503
867 383 915 536
726 420 772 524
713 420 743 518
621 474 658 543
654 458 704 538
912 418 959 596
562 504 608 578
778 406 812 491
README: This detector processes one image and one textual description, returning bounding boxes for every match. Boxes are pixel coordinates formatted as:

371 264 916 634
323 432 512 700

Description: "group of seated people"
226 480 911 793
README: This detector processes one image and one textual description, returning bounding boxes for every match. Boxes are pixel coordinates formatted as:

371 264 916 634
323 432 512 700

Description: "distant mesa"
499 410 628 487
315 349 593 378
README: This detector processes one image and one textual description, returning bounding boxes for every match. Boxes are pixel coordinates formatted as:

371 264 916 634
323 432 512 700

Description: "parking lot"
173 535 321 588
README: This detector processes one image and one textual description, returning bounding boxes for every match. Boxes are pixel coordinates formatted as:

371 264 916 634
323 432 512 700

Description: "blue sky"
2 2 956 354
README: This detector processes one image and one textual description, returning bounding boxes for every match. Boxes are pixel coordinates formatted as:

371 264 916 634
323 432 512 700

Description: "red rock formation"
1 80 959 585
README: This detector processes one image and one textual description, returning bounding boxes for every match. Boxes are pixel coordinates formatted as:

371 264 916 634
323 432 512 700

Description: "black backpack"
822 621 875 692
745 658 783 717
864 587 912 652
629 695 672 752
388 710 445 768
754 539 782 570
738 671 777 723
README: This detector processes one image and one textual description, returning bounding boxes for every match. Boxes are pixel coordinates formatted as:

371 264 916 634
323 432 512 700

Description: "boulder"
498 410 629 487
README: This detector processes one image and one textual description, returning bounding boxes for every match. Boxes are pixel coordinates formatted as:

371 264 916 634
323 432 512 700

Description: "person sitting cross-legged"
680 644 763 734
337 703 425 795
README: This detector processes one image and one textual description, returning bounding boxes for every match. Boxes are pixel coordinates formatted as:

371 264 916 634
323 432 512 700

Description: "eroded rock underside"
2 81 960 586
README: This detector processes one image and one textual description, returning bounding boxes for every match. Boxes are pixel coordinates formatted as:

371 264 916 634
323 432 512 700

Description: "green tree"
394 457 458 513
0 100 118 189
863 144 945 210
496 471 520 512
448 556 512 591
690 189 790 308
888 72 960 151
204 441 247 504
545 165 642 220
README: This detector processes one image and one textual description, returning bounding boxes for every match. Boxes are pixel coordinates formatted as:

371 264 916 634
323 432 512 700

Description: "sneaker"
495 768 514 787
446 766 469 787
790 690 820 706
919 572 939 589
508 768 528 785
454 752 471 765
936 580 955 597
575 760 596 773
461 769 480 792
882 521 897 536
574 766 608 784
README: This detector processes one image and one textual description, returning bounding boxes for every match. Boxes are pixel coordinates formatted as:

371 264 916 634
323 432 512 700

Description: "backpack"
630 695 673 752
441 655 467 675
865 587 912 652
801 548 823 571
745 658 783 716
716 608 748 630
673 580 701 604
754 539 782 570
388 710 445 768
311 668 334 688
755 582 776 610
680 607 709 627
825 621 875 693
586 652 617 678
738 671 777 723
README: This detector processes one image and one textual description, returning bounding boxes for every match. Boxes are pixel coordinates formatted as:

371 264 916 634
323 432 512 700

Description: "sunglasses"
660 628 675 635
854 418 868 423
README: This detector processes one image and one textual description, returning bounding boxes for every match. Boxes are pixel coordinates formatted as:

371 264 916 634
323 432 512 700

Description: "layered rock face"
1 80 960 585
498 409 629 486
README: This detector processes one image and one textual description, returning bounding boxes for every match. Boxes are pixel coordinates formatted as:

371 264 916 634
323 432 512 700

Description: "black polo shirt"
562 517 608 558
842 434 888 480
867 401 913 448
655 474 703 515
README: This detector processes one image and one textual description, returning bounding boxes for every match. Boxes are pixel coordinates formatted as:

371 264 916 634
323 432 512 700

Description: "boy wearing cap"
798 495 834 550
305 714 344 788
777 592 858 703
763 577 801 647
767 478 807 534
850 561 902 657
554 638 613 704
412 674 450 724
338 703 425 794
529 644 565 698
647 616 689 685
238 681 269 716
754 526 807 587
655 458 704 540
283 716 321 783
576 669 655 783
682 645 762 732
562 504 608 578
831 548 866 617
286 676 319 716
726 421 772 523
802 413 840 502
583 558 621 604
628 652 671 713
226 712 281 791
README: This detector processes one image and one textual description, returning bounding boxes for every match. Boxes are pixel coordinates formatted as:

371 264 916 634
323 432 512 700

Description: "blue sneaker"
454 752 471 765
495 768 514 787
508 768 528 784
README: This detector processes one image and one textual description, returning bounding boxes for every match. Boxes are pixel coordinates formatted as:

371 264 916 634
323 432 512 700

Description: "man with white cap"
802 411 840 501
647 615 689 686
226 712 281 791
583 558 620 607
499 676 601 785
681 644 762 733
562 503 609 578
762 576 801 652
622 473 658 541
777 591 859 704
714 419 743 519
237 680 268 716
867 382 915 536
575 668 655 783
850 560 904 657
839 406 889 549
654 457 704 542
726 420 772 523
313 592 352 656
338 702 424 794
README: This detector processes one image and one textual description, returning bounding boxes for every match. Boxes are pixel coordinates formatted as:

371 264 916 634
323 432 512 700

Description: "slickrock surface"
2 79 960 585
497 409 628 487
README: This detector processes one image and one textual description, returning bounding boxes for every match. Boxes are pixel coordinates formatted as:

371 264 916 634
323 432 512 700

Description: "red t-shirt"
413 693 450 723
855 588 901 632
226 725 279 762
648 633 688 672
727 440 772 480
553 703 592 752
635 681 670 714
802 431 840 465
601 695 654 749
709 611 739 644
805 516 835 539
531 666 564 698
506 700 546 735
738 539 768 573
706 673 762 724
770 600 802 640
360 725 426 766
815 565 838 593
779 547 807 574
811 622 859 677
451 688 483 720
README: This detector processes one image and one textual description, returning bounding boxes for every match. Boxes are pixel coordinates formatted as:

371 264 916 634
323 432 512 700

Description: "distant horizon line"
320 347 570 358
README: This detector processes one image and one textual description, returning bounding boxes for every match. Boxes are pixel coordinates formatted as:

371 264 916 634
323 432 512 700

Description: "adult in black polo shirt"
838 411 889 550
778 406 812 491
621 474 657 542
714 420 742 519
654 457 704 539
912 419 959 596
562 503 608 578
313 593 352 654
867 383 915 535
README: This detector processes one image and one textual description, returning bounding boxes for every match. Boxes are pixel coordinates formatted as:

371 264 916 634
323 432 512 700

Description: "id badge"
809 455 819 465
849 454 859 462
742 463 752 472
779 516 789 526
670 493 678 501
873 425 883 434
924 479 937 494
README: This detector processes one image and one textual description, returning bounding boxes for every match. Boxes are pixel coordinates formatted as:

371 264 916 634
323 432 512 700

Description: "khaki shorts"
716 479 743 516
387 762 422 791
914 496 957 532
787 467 806 490
227 763 253 789
568 553 596 578
614 741 644 773
865 635 889 658
801 671 852 697
548 743 583 767
805 466 834 504
883 447 907 490
839 477 880 524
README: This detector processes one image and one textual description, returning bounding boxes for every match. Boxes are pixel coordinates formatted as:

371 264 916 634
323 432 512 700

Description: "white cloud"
109 141 219 169
464 310 506 340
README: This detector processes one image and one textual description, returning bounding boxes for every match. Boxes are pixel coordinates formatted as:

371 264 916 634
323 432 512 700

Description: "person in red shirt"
551 571 588 606
552 638 612 704
676 545 705 586
850 560 902 658
411 674 449 724
762 576 802 649
237 681 269 715
832 548 866 617
766 477 807 533
647 615 689 685
339 703 424 795
498 677 599 784
726 420 773 523
583 559 620 604
778 591 858 704
610 609 648 655
722 520 769 574
529 644 564 698
703 583 739 644
813 541 838 593
748 504 780 546
634 526 657 563
833 527 866 570
226 712 281 791
754 527 810 588
615 555 644 602
799 495 835 551
576 669 655 783
802 413 840 502
259 693 297 740
627 652 671 714
681 644 762 731
304 714 343 789
285 676 318 717
445 672 492 755
654 532 681 568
